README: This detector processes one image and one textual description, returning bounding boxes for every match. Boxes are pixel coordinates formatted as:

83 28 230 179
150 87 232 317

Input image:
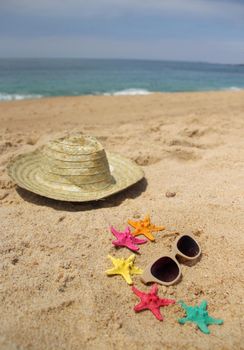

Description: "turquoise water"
0 58 243 100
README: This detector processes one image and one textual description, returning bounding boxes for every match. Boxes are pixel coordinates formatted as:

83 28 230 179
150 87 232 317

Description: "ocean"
0 58 243 101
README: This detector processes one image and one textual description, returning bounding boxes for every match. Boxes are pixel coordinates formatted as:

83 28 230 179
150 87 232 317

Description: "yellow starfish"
106 254 142 285
128 215 165 241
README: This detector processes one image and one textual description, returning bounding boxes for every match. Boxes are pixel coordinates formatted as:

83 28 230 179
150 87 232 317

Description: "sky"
0 0 244 63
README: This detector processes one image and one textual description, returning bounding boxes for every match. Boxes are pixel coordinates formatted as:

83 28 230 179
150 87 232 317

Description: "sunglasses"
141 233 201 286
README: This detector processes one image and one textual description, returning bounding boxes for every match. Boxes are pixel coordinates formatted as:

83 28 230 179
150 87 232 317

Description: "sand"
0 91 244 350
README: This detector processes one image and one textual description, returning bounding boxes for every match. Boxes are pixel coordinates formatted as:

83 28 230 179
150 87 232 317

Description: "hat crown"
40 134 115 191
46 134 104 155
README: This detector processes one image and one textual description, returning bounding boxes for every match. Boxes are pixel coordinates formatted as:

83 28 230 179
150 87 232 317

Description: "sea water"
0 58 243 100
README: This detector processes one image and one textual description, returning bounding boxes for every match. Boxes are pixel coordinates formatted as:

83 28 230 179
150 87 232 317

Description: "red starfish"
132 284 175 321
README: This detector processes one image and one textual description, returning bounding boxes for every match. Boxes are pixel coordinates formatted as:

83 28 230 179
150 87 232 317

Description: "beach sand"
0 91 244 350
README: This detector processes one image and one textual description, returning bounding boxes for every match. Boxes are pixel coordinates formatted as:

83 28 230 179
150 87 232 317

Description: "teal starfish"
178 300 223 334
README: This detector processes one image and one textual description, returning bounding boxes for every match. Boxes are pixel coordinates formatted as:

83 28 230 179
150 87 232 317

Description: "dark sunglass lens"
177 235 200 257
151 257 180 282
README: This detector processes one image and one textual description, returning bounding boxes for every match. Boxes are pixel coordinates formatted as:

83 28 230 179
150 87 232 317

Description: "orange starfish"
128 215 165 241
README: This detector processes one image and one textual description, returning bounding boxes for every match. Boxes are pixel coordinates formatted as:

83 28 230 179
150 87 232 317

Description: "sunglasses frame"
141 233 201 286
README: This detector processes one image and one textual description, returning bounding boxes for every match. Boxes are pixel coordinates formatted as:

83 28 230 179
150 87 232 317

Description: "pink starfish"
110 226 147 252
132 284 175 321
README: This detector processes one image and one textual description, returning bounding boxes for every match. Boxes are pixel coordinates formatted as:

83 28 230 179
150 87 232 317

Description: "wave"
103 88 152 96
1 86 242 101
224 86 243 91
0 93 43 101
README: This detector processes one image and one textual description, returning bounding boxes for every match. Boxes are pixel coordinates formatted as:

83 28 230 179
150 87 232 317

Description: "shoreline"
0 88 244 103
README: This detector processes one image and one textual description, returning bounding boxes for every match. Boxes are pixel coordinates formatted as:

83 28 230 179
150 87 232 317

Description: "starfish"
110 226 147 252
178 300 223 334
106 254 142 285
128 215 165 241
132 283 175 321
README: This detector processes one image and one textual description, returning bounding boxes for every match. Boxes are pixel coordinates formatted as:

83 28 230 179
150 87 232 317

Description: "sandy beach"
0 91 244 350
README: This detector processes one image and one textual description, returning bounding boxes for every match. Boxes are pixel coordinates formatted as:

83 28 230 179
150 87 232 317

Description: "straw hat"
7 134 144 202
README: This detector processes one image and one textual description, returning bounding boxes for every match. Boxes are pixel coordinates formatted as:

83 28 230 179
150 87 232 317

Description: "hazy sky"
0 0 244 63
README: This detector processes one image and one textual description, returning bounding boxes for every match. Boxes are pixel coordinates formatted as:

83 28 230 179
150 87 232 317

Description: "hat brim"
7 150 144 202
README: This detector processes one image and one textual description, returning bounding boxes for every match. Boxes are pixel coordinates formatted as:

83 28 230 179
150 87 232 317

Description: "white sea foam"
104 88 152 96
0 93 43 101
224 86 243 91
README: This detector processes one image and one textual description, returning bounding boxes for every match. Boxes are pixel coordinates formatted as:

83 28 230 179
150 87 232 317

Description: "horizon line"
0 56 242 66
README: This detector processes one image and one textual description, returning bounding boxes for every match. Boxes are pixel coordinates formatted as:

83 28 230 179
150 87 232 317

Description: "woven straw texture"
7 134 144 202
